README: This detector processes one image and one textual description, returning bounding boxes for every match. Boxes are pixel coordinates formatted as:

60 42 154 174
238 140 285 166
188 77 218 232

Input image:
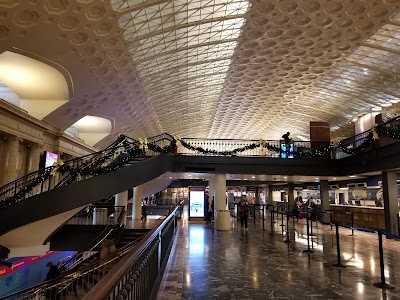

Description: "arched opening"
65 116 113 147
0 51 69 119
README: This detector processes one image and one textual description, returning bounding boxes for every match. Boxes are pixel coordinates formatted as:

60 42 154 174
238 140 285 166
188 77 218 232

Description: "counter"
330 205 385 230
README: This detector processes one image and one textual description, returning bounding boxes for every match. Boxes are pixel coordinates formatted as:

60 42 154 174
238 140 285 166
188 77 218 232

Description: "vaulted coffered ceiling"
0 0 400 147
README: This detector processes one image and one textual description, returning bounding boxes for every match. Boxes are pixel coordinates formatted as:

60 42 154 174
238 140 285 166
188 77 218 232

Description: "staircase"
118 229 150 248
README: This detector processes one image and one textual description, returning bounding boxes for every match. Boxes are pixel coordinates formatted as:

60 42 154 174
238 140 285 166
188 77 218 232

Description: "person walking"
239 195 250 231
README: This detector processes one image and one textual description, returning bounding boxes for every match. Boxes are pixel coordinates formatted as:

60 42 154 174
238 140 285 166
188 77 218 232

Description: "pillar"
288 183 294 210
255 187 260 204
268 186 273 206
382 171 399 237
115 190 128 225
27 143 42 195
320 180 330 223
2 135 20 184
208 175 215 211
214 173 230 230
132 185 143 220
26 143 41 174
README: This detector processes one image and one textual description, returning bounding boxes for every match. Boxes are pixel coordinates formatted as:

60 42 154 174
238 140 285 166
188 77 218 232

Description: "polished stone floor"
156 208 400 300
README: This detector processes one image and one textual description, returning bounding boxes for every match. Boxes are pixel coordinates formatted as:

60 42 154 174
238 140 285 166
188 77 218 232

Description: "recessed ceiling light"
169 177 172 179
300 180 303 182
244 178 247 180
252 176 255 179
349 175 357 178
283 176 287 179
332 178 336 180
188 174 192 177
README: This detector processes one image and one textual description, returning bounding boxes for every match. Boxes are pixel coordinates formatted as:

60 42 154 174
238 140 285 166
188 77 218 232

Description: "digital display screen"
281 144 294 159
45 152 58 168
189 191 204 217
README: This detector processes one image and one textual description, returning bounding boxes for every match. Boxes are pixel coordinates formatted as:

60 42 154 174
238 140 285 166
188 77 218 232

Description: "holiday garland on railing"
1 124 400 208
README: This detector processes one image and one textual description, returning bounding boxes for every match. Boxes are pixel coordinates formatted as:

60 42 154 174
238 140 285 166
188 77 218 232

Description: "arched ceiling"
0 0 400 146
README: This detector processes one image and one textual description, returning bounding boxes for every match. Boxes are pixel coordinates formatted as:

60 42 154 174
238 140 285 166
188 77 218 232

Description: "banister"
82 206 179 300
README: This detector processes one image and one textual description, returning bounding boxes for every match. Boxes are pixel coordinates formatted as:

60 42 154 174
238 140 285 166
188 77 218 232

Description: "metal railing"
81 206 180 300
0 137 140 205
1 116 400 212
1 207 127 300
65 205 124 226
178 138 331 157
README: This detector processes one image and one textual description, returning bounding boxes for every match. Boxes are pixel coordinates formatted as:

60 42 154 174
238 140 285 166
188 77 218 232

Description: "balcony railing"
1 116 400 211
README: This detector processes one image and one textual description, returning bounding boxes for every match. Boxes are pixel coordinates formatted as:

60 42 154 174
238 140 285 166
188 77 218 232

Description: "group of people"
293 196 316 218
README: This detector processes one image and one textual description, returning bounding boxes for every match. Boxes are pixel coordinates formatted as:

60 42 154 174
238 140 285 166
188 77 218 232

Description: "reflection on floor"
157 208 400 300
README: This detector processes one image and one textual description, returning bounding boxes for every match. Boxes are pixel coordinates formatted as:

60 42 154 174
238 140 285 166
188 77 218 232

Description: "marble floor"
156 209 400 300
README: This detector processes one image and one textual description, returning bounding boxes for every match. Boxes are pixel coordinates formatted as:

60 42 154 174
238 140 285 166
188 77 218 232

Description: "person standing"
239 195 250 231
45 262 61 300
141 201 147 220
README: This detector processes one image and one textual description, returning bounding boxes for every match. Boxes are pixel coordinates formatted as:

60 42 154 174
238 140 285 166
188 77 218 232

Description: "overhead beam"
125 15 246 43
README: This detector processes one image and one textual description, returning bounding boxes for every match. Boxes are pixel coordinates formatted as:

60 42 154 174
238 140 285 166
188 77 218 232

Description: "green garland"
1 125 399 208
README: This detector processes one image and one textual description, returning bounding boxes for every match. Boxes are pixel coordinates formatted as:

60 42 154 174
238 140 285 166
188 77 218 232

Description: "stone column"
214 173 229 230
26 143 42 174
320 180 330 223
382 171 399 237
2 135 20 184
208 175 215 211
132 185 143 220
115 190 128 225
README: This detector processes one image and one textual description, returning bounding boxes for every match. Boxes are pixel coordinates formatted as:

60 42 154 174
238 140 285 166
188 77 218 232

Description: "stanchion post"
350 212 354 236
310 213 314 236
284 212 291 243
269 206 274 236
373 231 394 289
262 206 265 231
303 210 314 253
253 205 256 226
332 224 346 268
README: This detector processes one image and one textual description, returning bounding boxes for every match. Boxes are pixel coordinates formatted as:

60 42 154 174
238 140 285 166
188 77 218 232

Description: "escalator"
0 134 176 252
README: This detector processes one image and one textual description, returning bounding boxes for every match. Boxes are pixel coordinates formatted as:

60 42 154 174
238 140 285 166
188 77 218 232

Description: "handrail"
82 206 179 299
60 206 125 270
1 116 400 212
0 207 127 300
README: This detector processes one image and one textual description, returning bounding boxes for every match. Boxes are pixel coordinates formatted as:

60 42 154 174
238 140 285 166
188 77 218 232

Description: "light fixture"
283 176 287 179
169 177 172 179
244 178 247 180
332 177 337 180
349 175 357 178
300 180 303 182
251 176 255 179
188 174 192 177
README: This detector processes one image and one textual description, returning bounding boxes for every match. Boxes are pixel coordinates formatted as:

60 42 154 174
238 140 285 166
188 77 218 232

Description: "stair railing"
0 207 127 300
82 207 180 300
0 136 140 208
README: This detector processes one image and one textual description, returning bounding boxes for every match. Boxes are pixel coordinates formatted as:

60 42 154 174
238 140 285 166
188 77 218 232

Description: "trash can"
93 208 108 225
215 210 230 231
